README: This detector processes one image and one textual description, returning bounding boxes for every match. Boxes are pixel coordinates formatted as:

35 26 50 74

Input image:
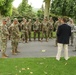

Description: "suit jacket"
57 23 71 44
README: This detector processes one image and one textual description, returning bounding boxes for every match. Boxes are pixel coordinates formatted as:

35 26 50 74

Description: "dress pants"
56 43 69 60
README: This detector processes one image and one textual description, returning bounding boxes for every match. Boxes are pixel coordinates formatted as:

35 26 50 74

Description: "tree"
0 0 13 17
12 7 20 17
0 0 5 6
18 0 34 19
44 0 51 19
36 4 44 19
37 9 44 19
18 0 27 16
51 0 76 18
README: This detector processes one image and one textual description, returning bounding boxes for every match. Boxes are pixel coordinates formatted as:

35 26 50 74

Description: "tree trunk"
44 0 50 19
0 12 1 19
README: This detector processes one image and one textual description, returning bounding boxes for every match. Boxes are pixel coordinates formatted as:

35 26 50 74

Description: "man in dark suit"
56 16 71 61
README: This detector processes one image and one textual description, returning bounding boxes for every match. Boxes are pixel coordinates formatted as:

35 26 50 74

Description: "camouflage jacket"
42 21 49 31
54 21 61 31
21 22 28 33
33 21 41 31
9 23 20 39
1 24 9 40
23 23 28 32
48 20 54 30
27 22 32 31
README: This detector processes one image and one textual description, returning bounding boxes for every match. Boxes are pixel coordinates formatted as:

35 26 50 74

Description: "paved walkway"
0 39 76 58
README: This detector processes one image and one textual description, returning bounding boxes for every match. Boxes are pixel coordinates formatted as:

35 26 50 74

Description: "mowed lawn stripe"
0 57 76 75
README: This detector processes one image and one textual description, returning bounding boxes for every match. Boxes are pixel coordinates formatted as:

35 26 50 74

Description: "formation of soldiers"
17 17 54 42
0 16 76 58
0 17 55 58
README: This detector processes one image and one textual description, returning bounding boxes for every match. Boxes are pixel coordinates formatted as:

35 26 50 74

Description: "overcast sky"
13 0 43 8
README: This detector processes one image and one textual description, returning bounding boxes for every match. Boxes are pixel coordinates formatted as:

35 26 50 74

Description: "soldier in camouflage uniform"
1 19 9 58
48 17 54 38
21 18 29 43
24 19 29 43
67 18 75 46
33 18 41 41
54 17 62 46
21 18 26 42
6 17 11 27
9 18 20 55
6 17 11 40
41 18 49 42
27 19 32 41
71 26 76 51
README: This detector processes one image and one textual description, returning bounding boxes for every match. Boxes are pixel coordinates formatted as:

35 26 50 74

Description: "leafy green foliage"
0 57 76 75
37 9 44 19
51 0 76 18
0 0 13 16
0 0 5 6
12 7 20 17
17 0 36 19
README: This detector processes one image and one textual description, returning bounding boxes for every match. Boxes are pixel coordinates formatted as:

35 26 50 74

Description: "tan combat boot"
15 49 20 53
15 47 20 53
46 39 48 42
2 53 8 58
4 53 9 57
12 50 17 55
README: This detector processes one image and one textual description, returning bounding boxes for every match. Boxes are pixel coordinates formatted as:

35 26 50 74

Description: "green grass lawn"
0 57 76 75
31 31 56 38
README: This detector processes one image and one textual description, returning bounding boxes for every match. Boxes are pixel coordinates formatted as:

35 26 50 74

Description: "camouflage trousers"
11 39 19 51
34 30 40 41
22 31 28 42
28 31 31 41
1 39 7 54
41 30 48 40
70 32 74 45
48 29 53 38
55 35 58 46
74 36 76 50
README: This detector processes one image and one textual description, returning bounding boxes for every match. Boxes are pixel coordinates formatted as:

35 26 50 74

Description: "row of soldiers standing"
18 17 54 43
0 17 55 58
1 16 75 58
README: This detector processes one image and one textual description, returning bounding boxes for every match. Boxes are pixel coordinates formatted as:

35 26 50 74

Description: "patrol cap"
69 18 72 20
69 18 73 22
58 16 61 19
13 18 18 21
